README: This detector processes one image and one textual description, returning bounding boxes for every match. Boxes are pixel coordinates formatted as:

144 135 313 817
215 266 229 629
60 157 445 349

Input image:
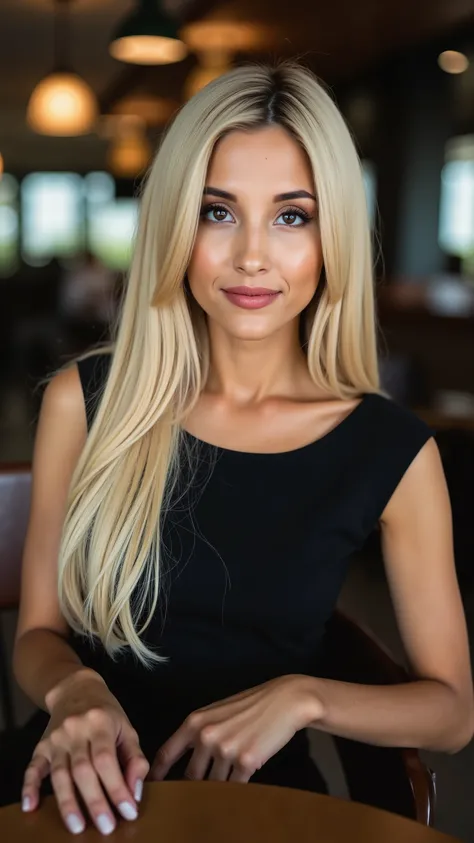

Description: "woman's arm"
14 628 106 713
302 437 474 754
12 364 105 712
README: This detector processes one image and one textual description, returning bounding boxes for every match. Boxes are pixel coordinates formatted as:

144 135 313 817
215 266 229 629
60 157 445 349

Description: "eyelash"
199 202 313 227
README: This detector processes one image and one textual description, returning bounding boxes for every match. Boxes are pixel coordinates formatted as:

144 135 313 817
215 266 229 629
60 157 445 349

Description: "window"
362 160 377 229
439 135 474 259
0 171 139 274
88 197 139 271
21 172 85 263
0 174 20 277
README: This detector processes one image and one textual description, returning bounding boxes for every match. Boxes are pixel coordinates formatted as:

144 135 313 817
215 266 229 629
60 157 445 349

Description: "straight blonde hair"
48 60 380 667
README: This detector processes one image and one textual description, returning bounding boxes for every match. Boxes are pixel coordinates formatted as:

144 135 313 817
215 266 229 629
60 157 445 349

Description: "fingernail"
134 779 143 802
119 801 138 820
66 814 85 835
22 796 31 812
97 814 115 835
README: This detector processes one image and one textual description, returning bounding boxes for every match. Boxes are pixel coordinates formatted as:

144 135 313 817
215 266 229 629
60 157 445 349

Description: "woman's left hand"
148 674 322 783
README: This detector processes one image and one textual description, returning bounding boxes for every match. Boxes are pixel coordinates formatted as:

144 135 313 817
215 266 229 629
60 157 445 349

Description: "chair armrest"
319 608 436 826
321 608 409 685
0 462 31 610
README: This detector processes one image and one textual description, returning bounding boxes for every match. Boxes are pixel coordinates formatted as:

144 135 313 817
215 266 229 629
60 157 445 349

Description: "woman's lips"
222 290 281 310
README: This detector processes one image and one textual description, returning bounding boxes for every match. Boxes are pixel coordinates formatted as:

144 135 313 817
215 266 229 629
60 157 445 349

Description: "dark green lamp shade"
109 0 188 65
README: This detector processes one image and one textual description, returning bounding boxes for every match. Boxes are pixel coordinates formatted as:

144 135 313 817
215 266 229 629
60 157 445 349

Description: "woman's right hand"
21 670 150 836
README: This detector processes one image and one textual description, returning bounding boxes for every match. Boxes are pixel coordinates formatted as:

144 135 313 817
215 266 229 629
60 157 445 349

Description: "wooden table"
0 781 462 842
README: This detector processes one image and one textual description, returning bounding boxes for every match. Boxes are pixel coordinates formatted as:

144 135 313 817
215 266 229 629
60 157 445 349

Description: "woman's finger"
183 747 213 781
150 731 192 781
21 749 50 812
91 733 139 821
49 748 87 835
69 740 117 836
207 755 232 781
117 728 150 802
228 762 254 784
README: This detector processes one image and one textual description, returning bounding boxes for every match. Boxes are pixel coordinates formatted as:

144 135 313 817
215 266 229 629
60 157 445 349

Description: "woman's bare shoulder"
41 363 88 445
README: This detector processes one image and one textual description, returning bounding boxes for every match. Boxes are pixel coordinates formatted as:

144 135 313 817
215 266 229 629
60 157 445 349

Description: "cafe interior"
0 1 474 841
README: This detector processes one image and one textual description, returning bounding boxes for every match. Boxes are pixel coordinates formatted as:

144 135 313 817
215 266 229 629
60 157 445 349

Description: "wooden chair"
321 609 437 825
0 463 436 825
0 463 31 731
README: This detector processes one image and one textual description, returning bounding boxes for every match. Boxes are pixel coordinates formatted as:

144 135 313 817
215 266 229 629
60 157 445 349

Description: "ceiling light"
96 114 145 141
26 0 98 136
438 50 470 75
111 93 178 126
109 0 188 65
184 52 233 100
179 20 267 53
27 72 98 136
106 127 152 178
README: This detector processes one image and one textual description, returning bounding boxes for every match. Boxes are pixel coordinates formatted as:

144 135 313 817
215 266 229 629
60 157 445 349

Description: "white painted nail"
118 801 138 820
66 814 85 834
22 796 31 812
134 779 143 802
96 814 115 835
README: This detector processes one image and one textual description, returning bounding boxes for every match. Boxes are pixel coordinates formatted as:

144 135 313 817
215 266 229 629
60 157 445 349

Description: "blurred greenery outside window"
439 135 474 275
0 173 20 277
361 160 377 229
0 171 139 279
22 172 85 265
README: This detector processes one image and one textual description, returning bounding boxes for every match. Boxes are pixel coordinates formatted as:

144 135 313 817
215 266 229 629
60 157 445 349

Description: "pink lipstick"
222 286 281 310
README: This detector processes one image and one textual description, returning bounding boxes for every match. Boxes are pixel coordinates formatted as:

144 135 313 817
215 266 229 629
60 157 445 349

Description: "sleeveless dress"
0 350 434 805
67 351 434 792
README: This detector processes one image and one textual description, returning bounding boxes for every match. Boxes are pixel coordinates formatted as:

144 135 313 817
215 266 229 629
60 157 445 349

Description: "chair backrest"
0 464 31 610
323 609 437 826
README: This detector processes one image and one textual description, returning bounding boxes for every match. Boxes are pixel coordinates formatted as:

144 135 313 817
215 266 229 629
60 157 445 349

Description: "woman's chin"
219 320 282 343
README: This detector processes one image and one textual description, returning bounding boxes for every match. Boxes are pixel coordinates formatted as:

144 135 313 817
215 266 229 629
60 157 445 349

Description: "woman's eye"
276 209 311 226
201 204 232 223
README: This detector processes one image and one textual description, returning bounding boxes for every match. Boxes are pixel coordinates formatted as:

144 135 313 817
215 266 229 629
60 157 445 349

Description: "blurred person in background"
57 251 118 353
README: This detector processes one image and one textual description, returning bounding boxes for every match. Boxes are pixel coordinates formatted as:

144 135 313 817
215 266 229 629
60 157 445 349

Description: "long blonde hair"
50 60 380 667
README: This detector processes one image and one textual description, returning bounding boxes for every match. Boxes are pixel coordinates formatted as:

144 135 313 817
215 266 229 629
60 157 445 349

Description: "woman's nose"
233 225 271 276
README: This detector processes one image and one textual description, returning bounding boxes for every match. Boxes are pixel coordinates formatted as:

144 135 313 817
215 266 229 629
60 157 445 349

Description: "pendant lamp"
438 51 469 75
106 126 152 178
111 93 178 126
27 0 98 136
109 0 188 65
184 51 232 101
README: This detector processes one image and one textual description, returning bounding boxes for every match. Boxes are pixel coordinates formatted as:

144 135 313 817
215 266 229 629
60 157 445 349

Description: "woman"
2 60 473 836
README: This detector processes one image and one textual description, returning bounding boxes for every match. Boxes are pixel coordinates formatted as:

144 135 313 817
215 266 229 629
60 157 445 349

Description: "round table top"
0 781 462 842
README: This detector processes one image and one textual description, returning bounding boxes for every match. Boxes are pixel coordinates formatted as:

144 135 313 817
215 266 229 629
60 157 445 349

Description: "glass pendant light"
109 0 188 66
184 52 232 100
438 50 469 75
106 125 152 178
27 0 98 136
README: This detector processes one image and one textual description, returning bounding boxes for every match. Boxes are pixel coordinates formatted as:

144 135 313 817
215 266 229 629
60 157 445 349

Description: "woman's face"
186 125 323 342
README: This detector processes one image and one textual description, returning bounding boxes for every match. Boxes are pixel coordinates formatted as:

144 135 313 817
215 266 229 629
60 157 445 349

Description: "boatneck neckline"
180 393 376 457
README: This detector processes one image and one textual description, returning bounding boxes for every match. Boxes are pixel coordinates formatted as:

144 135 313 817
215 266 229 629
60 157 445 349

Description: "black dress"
0 351 434 805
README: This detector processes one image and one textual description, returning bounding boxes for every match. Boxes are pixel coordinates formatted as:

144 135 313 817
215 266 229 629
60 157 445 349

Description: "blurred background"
1 0 474 839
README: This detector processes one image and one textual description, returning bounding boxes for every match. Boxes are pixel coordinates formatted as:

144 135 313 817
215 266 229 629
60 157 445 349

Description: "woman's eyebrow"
203 186 317 202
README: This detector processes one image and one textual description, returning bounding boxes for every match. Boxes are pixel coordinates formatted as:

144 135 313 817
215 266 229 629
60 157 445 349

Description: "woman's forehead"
206 127 315 194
